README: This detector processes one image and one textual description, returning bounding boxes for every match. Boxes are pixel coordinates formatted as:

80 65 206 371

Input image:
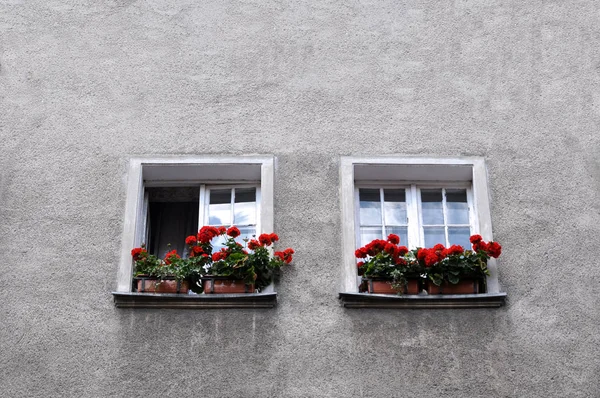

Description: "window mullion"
407 185 420 249
230 188 235 227
442 188 449 246
198 185 206 228
380 188 385 238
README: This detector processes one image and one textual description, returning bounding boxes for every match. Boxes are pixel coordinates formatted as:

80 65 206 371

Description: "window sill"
112 292 277 309
338 292 506 309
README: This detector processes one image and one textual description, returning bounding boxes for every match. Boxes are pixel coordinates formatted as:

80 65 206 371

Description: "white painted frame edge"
116 155 275 293
339 156 499 294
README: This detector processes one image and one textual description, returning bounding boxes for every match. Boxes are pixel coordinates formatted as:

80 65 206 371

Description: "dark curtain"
148 202 198 259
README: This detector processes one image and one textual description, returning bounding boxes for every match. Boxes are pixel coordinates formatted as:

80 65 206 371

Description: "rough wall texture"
1 1 599 397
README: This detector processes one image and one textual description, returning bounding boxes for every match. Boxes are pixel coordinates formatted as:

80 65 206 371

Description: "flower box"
364 278 420 295
135 276 190 294
426 279 481 295
201 276 255 294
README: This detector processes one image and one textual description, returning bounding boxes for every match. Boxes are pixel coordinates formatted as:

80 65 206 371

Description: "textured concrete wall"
1 1 599 397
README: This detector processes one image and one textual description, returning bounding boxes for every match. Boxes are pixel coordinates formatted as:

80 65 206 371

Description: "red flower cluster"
131 247 147 261
227 226 241 238
470 234 502 258
258 233 279 246
197 226 220 243
354 234 409 265
274 248 295 264
185 235 197 245
387 234 400 245
164 249 180 265
248 239 260 250
417 244 447 267
211 248 229 262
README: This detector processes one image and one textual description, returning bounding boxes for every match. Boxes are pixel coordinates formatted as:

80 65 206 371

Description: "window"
339 156 505 307
355 185 475 249
114 156 274 297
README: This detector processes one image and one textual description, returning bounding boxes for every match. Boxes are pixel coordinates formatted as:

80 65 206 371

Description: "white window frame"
354 183 476 250
340 156 500 294
201 184 261 234
116 155 274 293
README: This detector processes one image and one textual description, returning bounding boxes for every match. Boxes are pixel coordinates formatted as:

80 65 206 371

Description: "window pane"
423 226 445 247
446 189 469 225
383 189 407 225
421 189 444 225
234 188 256 226
359 189 382 225
448 227 470 248
360 226 382 247
236 226 256 246
209 189 231 225
235 188 256 203
385 226 408 248
211 234 228 252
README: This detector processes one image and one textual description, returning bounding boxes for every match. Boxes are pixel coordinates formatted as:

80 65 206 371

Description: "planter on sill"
201 276 255 294
363 278 420 295
135 276 190 294
426 279 481 295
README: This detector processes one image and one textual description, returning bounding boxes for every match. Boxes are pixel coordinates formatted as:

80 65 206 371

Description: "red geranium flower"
227 226 241 238
164 249 180 265
397 246 409 256
487 241 502 258
424 251 439 267
417 248 427 262
473 241 489 252
248 239 260 251
192 246 204 254
185 235 197 245
131 247 144 260
387 234 400 245
447 245 464 256
384 242 396 255
357 261 364 268
269 233 279 242
258 234 272 246
469 234 483 244
217 226 227 235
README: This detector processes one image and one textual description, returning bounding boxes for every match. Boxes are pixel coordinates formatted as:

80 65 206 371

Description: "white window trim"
340 156 500 294
116 155 274 293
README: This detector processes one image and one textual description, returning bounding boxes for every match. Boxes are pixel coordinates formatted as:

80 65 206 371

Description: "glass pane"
423 226 446 248
359 189 382 225
235 188 256 203
421 189 444 225
209 189 231 226
448 227 470 248
234 188 256 226
234 202 256 226
446 189 469 225
383 189 407 225
385 226 408 248
360 226 382 247
211 233 228 252
236 226 256 246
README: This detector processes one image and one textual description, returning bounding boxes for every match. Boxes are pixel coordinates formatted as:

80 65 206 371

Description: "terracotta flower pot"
426 279 480 294
364 278 420 295
135 276 190 294
201 276 255 294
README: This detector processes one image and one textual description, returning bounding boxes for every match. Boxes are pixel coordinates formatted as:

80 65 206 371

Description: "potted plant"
188 226 294 294
417 235 502 294
130 246 199 293
355 234 422 295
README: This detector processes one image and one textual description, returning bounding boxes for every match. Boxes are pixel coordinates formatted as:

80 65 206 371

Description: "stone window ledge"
112 292 277 309
338 292 506 309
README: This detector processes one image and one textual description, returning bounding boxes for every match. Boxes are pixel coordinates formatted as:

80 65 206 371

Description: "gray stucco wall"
1 1 599 397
